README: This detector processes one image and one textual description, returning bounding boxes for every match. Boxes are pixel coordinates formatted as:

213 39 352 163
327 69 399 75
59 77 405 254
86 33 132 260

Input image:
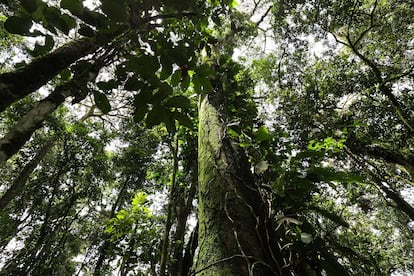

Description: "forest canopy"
0 0 413 275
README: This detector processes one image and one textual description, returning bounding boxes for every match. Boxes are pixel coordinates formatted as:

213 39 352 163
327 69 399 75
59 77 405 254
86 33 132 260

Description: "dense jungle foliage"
0 0 413 275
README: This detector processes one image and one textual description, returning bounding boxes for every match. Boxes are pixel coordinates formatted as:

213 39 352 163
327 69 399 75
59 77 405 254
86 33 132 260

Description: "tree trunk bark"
0 139 54 210
0 106 96 209
93 177 130 276
0 69 97 165
159 137 180 276
0 38 97 113
196 91 283 275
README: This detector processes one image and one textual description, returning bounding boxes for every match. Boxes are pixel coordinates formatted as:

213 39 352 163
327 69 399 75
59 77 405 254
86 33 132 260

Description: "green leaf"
163 96 191 109
124 77 145 91
78 24 95 37
320 250 350 276
230 0 238 8
138 55 160 75
44 6 61 22
30 35 54 57
170 70 181 87
172 112 193 129
132 192 147 206
134 88 153 107
300 232 313 244
227 128 239 138
146 105 167 128
101 0 128 22
31 4 46 22
134 106 148 123
196 64 215 77
192 74 202 93
60 0 84 16
181 74 190 91
21 0 41 13
97 80 118 91
61 14 77 30
44 6 71 34
254 126 270 142
79 9 106 28
4 16 33 35
124 55 160 78
159 54 173 80
239 142 251 148
152 83 172 104
160 65 173 81
170 47 188 65
93 91 111 114
164 112 176 133
307 167 364 184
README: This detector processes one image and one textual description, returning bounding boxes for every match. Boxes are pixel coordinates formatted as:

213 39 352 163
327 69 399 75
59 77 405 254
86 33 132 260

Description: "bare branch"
255 5 273 27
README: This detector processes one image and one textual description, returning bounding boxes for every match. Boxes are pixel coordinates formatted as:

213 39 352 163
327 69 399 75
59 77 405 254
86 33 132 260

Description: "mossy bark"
196 94 281 275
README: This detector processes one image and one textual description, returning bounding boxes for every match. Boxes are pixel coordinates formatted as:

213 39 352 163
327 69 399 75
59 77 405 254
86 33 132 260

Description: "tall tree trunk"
346 134 414 177
0 68 98 165
172 135 198 276
93 177 130 276
0 38 97 113
0 105 96 210
171 177 197 276
349 151 414 221
196 89 283 275
0 139 54 210
159 136 180 276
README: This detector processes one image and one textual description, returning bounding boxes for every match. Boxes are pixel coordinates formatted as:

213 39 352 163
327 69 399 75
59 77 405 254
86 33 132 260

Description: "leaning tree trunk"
0 139 54 210
195 86 283 275
0 67 98 165
0 106 96 210
0 38 97 113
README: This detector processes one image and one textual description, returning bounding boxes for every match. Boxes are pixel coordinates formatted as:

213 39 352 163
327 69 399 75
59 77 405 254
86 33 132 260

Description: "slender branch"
148 12 198 21
250 0 262 18
354 0 379 47
255 5 273 27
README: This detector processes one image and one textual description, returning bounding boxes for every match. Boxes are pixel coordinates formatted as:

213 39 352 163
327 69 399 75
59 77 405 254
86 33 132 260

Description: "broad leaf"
78 24 95 37
170 70 182 87
93 91 111 114
60 0 84 16
134 88 153 107
124 78 145 91
4 16 33 35
134 106 148 123
101 0 128 22
146 105 167 128
163 96 191 109
254 126 270 142
152 83 172 104
172 112 193 129
79 9 106 27
30 35 55 57
21 0 41 13
97 80 118 91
